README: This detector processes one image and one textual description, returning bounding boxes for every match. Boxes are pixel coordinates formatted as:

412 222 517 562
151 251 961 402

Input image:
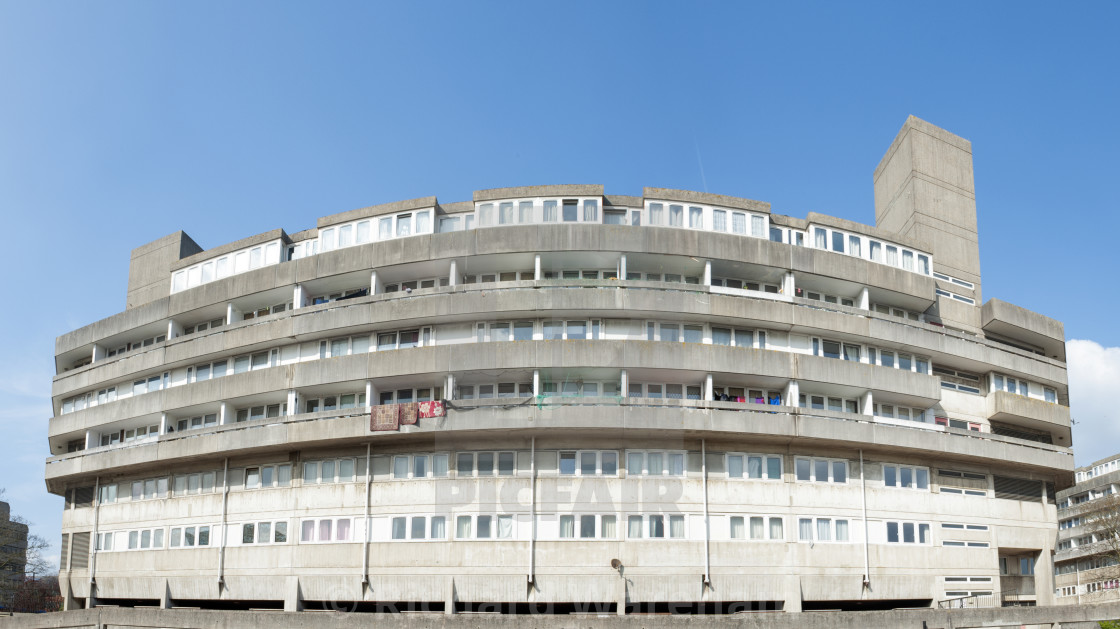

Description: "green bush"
1099 621 1120 629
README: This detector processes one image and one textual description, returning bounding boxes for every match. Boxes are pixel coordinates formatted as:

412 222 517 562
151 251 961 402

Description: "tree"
1075 492 1120 603
0 490 51 610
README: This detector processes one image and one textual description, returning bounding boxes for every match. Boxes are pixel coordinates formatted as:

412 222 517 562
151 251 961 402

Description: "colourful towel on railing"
418 400 445 418
371 404 400 431
399 402 419 425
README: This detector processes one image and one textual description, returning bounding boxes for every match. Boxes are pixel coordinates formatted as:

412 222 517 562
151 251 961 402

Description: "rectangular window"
562 200 578 222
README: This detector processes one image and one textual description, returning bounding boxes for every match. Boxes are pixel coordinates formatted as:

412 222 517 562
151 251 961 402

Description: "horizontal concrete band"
43 401 1073 488
58 225 941 354
49 343 944 436
10 600 1120 628
54 283 1067 399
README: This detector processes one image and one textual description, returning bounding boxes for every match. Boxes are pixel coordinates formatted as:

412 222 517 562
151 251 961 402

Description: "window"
814 338 861 361
797 517 850 543
457 451 515 477
794 457 847 483
562 200 578 222
129 477 169 501
626 450 686 477
299 517 355 543
799 394 860 414
239 521 288 545
883 464 929 490
559 514 617 539
172 470 223 497
390 454 449 479
304 458 363 484
168 525 211 548
455 514 513 539
1020 557 1035 576
730 515 784 540
557 450 618 476
627 514 685 539
391 515 446 541
726 453 782 480
886 521 930 544
937 469 988 496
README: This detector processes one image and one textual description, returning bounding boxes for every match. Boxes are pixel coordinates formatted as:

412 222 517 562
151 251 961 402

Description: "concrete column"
284 577 303 612
858 287 870 310
370 271 383 295
861 391 874 416
225 303 239 326
618 253 626 280
293 284 305 309
784 272 796 297
705 373 714 401
532 320 543 341
784 380 799 408
161 580 173 609
286 390 298 416
91 344 106 364
167 319 183 340
365 381 373 408
620 369 629 398
534 254 542 281
445 374 455 400
703 260 712 286
533 370 541 397
219 401 230 425
85 430 97 450
159 413 168 435
448 260 458 286
785 576 803 612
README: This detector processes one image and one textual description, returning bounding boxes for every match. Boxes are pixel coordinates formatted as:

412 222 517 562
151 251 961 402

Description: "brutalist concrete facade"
45 116 1072 615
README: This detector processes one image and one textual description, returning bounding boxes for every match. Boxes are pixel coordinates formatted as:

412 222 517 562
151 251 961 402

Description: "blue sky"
1 1 1117 570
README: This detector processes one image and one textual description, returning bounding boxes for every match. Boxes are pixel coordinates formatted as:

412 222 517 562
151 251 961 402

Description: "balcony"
988 390 1071 435
1000 575 1036 601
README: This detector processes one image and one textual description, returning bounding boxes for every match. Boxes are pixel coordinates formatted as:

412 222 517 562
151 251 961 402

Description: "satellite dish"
610 559 622 570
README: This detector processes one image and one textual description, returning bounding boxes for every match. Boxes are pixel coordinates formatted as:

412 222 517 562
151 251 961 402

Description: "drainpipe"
362 443 372 585
860 449 870 587
89 477 100 592
217 458 229 586
702 440 711 586
528 437 537 585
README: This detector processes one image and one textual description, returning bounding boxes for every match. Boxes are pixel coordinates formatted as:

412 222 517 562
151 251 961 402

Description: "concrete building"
46 116 1073 615
1054 454 1120 604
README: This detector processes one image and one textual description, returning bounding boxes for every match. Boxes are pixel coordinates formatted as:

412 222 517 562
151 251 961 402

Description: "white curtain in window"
669 515 684 538
799 518 813 541
601 515 616 538
727 455 743 478
689 206 702 228
814 228 827 249
816 519 831 542
747 456 762 479
543 201 558 222
499 202 514 224
584 199 599 222
649 203 663 225
749 516 764 540
498 515 513 539
729 516 745 539
902 250 914 271
336 518 351 541
751 215 765 238
713 210 727 231
560 515 575 539
669 205 683 227
836 519 849 542
518 201 533 223
770 517 784 540
302 520 315 542
649 515 665 538
430 516 445 539
628 516 643 538
456 516 472 539
416 211 431 233
378 218 392 240
648 453 663 475
848 235 861 257
886 246 899 266
732 213 746 234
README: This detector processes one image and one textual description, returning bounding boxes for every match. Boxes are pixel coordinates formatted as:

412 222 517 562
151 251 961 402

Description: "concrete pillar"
167 319 183 340
161 579 173 609
861 391 874 416
858 287 870 310
618 253 627 280
620 369 629 398
784 380 799 408
445 577 456 615
370 270 383 295
533 370 541 397
703 260 712 286
448 260 458 286
783 272 796 297
705 373 714 401
225 303 240 326
293 283 305 309
365 381 373 408
85 430 97 450
445 374 455 400
286 390 298 416
219 401 230 425
534 254 542 281
784 576 803 612
159 413 168 435
91 344 106 364
284 576 303 612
